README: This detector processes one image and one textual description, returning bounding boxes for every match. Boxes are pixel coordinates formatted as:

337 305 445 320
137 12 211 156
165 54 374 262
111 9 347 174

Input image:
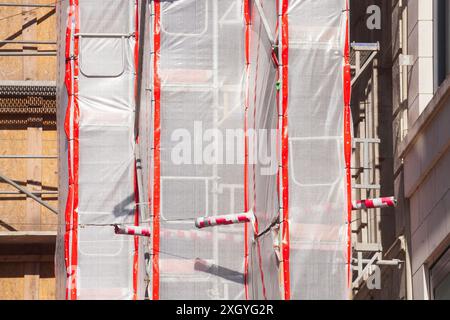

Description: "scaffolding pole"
0 155 57 159
0 171 58 214
0 3 55 8
0 40 56 45
0 52 56 56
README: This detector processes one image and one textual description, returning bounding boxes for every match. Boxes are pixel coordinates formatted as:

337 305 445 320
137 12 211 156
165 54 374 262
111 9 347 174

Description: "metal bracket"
353 138 381 190
352 251 404 290
351 42 379 86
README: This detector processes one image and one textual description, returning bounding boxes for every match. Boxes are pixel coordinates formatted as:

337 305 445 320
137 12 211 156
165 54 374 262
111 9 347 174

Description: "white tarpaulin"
57 0 351 300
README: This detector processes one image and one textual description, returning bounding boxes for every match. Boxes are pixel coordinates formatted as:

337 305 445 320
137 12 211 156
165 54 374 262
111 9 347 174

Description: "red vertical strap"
63 0 73 300
343 0 352 289
71 0 80 301
64 0 80 300
132 0 140 301
152 0 161 300
243 0 250 301
133 162 139 300
280 0 290 300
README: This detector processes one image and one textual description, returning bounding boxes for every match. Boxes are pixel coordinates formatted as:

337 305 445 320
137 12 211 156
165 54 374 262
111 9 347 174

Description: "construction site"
0 0 448 300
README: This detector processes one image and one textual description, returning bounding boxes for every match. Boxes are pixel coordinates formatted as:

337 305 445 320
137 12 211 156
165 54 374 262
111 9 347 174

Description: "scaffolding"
0 0 381 300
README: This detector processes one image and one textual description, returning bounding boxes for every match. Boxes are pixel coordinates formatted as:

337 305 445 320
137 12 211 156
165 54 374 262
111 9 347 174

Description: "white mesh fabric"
154 0 247 300
76 0 137 300
57 0 351 300
246 0 280 300
287 0 349 299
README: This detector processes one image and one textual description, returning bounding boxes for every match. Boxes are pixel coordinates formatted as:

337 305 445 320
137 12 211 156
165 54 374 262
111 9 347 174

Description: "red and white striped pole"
114 225 151 237
352 197 397 210
195 211 255 229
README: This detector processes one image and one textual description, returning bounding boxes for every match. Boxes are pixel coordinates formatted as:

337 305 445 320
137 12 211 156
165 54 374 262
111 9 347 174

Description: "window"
430 247 450 300
434 0 450 89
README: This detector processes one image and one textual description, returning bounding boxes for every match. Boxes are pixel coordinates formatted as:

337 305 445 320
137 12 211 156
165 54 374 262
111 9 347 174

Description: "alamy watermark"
171 121 278 176
366 5 381 30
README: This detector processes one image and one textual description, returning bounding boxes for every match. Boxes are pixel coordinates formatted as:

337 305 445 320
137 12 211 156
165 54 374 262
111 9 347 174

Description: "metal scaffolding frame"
0 0 59 216
350 42 401 293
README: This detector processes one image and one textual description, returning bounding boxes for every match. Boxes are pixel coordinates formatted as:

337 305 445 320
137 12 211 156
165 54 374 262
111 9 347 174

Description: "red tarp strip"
243 0 250 301
152 0 161 300
64 0 80 300
343 0 353 289
280 0 290 300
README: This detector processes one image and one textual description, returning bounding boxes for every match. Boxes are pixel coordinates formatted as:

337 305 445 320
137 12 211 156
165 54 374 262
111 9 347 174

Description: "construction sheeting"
57 0 141 300
57 0 351 300
286 0 350 299
149 0 247 299
246 0 280 300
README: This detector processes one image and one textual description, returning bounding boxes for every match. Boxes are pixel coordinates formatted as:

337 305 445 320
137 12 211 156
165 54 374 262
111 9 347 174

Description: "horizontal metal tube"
75 33 132 38
0 40 56 45
0 155 57 159
0 52 56 56
0 191 58 195
0 3 55 8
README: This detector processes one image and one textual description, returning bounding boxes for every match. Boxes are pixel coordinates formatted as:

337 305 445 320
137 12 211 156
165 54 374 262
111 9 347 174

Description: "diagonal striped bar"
352 197 397 210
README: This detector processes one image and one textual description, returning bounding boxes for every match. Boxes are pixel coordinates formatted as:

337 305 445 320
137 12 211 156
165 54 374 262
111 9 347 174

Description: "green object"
276 81 281 91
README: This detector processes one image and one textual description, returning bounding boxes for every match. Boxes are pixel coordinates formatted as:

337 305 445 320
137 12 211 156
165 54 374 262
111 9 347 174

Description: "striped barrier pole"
352 197 397 210
195 211 255 229
114 225 151 237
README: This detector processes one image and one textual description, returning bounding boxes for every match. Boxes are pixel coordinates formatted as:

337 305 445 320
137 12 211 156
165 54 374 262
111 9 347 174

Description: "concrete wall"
352 0 450 300
401 78 450 299
407 0 434 126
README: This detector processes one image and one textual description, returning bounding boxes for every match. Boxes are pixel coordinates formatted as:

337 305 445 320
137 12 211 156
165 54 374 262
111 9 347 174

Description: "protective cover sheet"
57 0 140 300
149 0 248 299
246 0 280 300
286 0 350 299
57 0 351 300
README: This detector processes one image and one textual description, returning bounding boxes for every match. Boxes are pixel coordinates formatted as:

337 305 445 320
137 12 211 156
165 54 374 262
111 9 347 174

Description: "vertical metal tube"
212 0 220 299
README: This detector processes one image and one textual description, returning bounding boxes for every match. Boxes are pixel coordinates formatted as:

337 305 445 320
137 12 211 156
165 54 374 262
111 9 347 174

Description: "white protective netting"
246 0 280 300
151 0 247 299
286 0 350 299
57 0 350 300
57 0 141 300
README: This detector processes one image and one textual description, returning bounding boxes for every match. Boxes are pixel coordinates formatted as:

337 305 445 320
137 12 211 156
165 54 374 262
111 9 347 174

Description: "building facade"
0 0 448 300
351 0 449 300
0 2 57 300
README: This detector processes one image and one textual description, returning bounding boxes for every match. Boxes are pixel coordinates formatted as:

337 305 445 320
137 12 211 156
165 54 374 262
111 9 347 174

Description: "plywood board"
0 262 25 300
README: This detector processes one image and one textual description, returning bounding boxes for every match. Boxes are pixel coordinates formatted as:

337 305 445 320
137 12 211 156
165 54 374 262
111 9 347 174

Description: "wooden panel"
41 128 58 231
23 262 40 300
37 0 57 80
0 260 55 299
0 0 56 81
0 0 57 300
39 261 55 300
26 122 42 231
0 127 28 231
0 262 25 300
22 3 38 81
0 255 54 262
0 0 23 81
0 231 56 244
